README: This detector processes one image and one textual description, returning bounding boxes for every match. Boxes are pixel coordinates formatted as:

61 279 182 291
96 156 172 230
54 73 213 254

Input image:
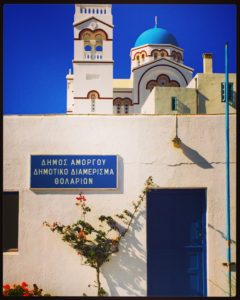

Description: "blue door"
147 189 207 296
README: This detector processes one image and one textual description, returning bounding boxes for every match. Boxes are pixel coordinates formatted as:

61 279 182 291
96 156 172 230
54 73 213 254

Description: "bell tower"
66 4 113 114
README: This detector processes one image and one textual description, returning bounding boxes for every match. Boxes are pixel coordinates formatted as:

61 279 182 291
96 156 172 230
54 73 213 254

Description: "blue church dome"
135 26 179 47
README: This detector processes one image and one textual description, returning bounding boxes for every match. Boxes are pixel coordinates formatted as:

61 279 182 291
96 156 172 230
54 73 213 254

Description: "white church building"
3 4 236 297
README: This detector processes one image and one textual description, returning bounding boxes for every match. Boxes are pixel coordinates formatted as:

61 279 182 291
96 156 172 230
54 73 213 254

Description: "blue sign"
30 155 118 189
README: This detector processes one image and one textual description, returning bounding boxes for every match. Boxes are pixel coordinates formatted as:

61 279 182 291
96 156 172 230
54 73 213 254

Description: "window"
171 97 177 111
88 91 99 100
84 45 92 51
3 192 19 252
116 104 121 114
136 56 140 66
91 99 95 112
124 104 129 114
221 82 234 102
96 45 103 52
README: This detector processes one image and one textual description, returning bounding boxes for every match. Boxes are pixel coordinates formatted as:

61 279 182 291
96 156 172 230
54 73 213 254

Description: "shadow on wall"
197 91 208 114
177 100 190 114
102 209 146 296
230 91 237 109
208 224 236 246
180 142 213 169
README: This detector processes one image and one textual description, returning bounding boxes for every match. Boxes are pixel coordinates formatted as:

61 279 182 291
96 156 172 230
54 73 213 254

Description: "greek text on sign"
30 155 118 189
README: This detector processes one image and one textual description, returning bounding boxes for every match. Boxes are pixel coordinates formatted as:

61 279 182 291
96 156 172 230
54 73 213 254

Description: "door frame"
146 187 208 296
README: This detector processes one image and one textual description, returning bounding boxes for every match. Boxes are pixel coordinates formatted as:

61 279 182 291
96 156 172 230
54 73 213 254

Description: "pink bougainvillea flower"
76 195 86 202
78 229 86 239
3 284 10 290
23 293 30 296
21 282 28 288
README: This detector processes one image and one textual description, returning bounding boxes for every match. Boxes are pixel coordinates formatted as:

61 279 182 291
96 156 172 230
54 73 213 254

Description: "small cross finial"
155 16 158 28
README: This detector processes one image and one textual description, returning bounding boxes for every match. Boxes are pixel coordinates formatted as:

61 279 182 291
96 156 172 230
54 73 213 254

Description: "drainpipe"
225 42 231 297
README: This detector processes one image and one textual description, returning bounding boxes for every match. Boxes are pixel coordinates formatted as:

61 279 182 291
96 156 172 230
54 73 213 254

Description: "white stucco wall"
3 114 236 296
73 63 113 98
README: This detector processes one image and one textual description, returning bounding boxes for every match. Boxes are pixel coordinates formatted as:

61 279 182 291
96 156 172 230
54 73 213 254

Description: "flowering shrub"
2 282 51 296
44 176 155 296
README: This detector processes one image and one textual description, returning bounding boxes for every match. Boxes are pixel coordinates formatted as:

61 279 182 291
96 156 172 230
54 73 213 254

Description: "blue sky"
3 4 236 114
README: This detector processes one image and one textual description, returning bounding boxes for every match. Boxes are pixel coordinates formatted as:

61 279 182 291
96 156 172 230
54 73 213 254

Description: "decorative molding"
78 28 111 41
132 50 148 60
132 57 193 72
74 97 113 100
151 48 169 57
146 74 180 90
136 64 188 104
87 90 100 99
74 17 114 29
74 38 113 41
113 97 133 106
130 44 183 54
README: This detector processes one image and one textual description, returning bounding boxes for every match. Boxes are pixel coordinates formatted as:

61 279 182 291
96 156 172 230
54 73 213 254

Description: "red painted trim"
146 74 180 89
113 97 133 106
132 50 148 60
132 57 193 72
74 17 114 29
151 48 169 57
130 44 183 54
87 90 100 99
78 28 110 40
136 64 188 104
74 97 113 100
74 38 113 41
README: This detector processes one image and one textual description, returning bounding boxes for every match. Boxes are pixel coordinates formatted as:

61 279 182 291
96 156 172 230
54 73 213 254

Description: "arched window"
177 53 182 62
114 98 132 115
88 8 91 14
87 90 100 100
146 80 157 91
136 55 140 66
172 51 177 61
154 52 158 60
80 29 107 60
104 9 106 14
96 9 99 14
92 9 95 14
142 54 145 62
146 74 180 90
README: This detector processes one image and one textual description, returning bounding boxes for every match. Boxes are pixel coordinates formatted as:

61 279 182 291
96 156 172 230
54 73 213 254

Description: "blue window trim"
221 82 234 102
171 97 177 111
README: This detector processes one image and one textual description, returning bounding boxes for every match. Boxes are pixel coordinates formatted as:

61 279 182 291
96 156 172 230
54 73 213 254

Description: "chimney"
203 53 213 73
